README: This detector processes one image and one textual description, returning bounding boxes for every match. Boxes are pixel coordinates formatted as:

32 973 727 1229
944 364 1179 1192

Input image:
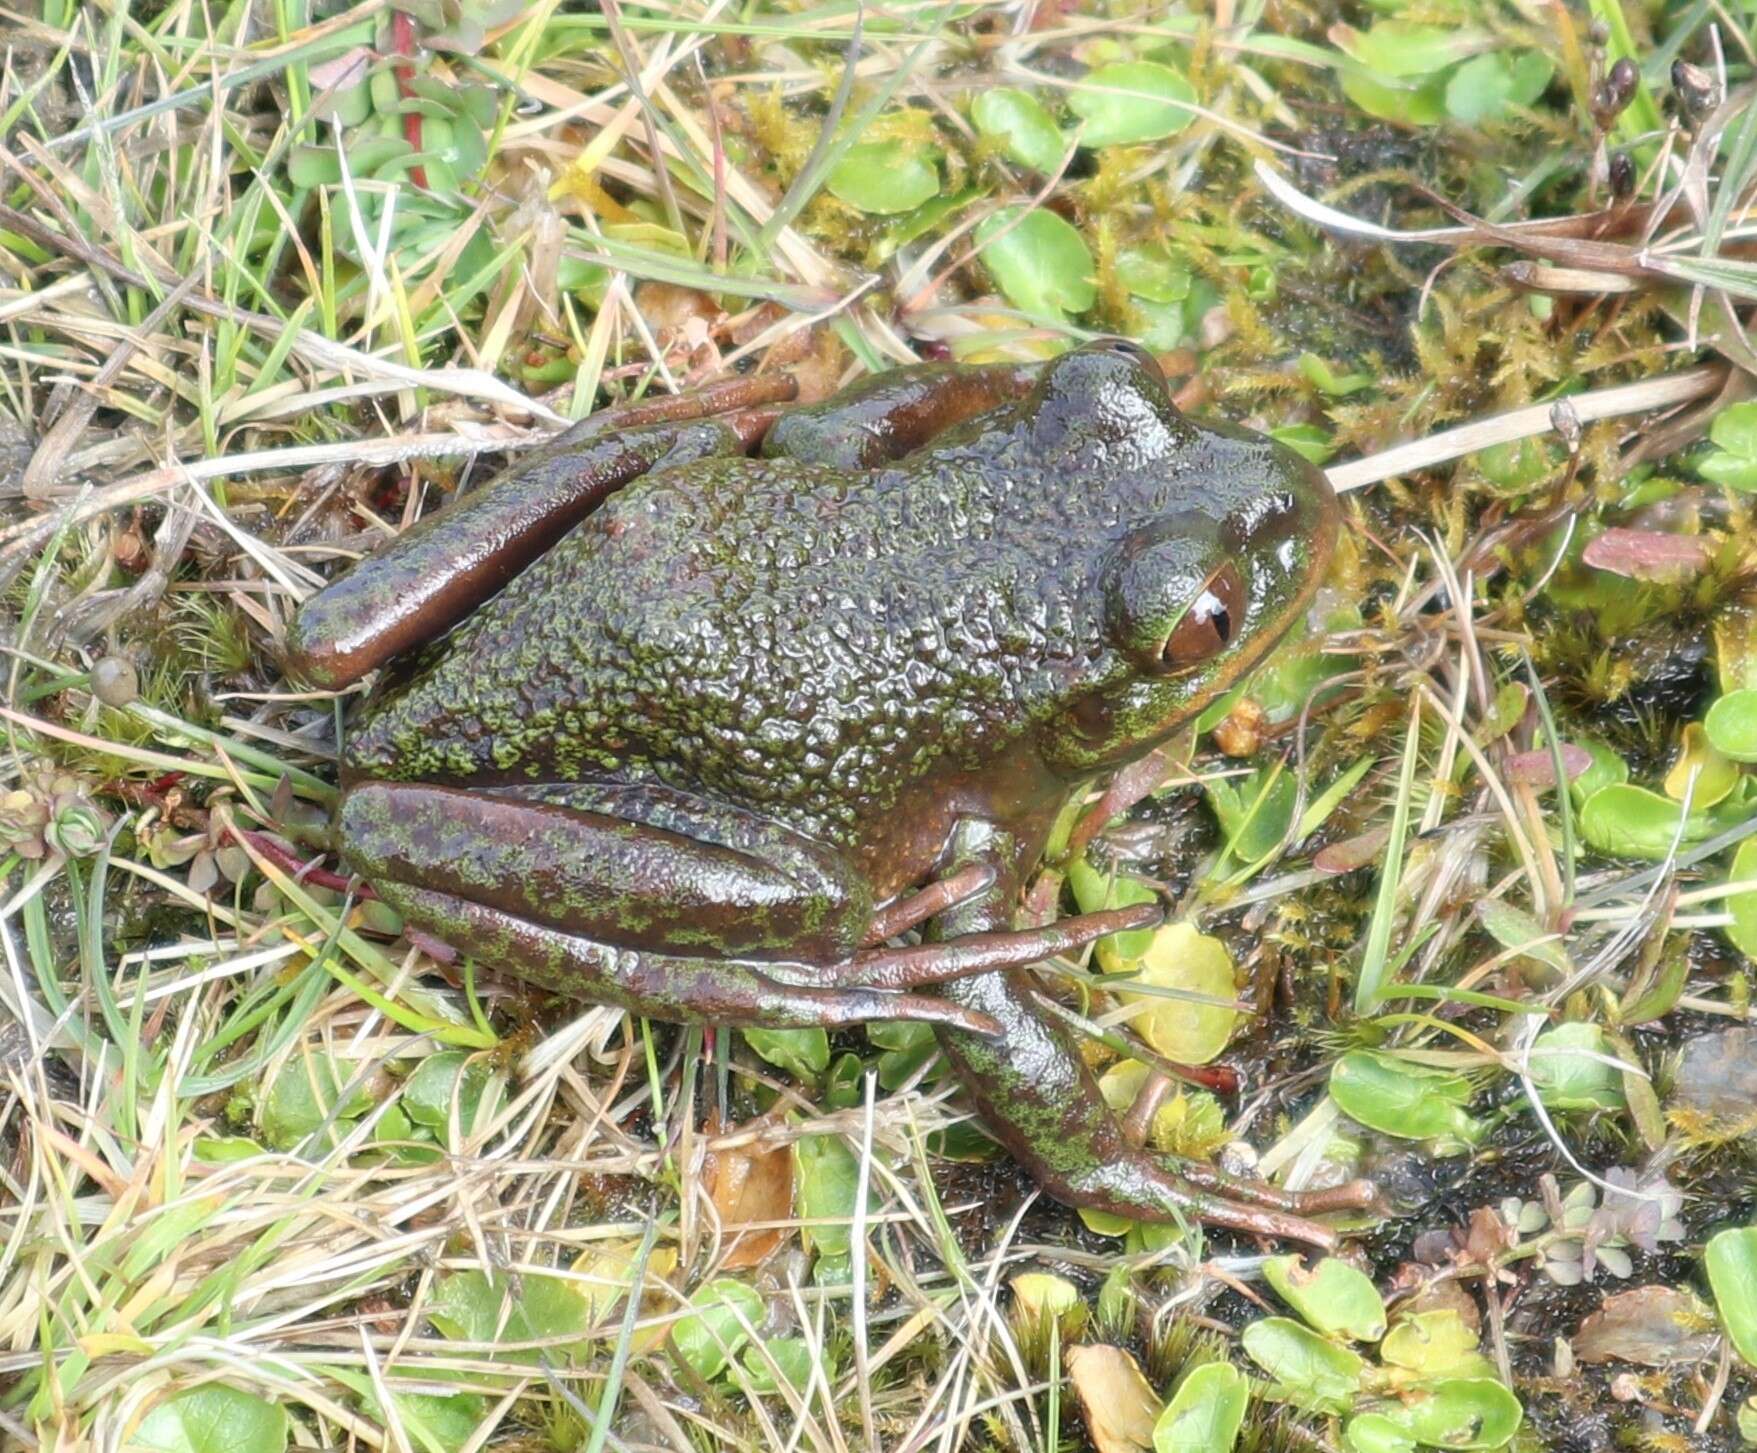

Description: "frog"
285 340 1376 1246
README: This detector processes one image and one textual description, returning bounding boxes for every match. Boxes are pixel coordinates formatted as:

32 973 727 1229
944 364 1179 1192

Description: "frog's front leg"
763 361 1042 468
286 375 793 690
931 821 1378 1249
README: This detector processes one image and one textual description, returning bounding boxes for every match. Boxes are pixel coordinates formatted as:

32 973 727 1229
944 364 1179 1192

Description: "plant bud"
1672 60 1721 126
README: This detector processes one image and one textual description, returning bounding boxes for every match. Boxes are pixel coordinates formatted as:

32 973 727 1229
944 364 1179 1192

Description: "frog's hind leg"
338 779 872 962
371 880 1001 1039
285 374 792 690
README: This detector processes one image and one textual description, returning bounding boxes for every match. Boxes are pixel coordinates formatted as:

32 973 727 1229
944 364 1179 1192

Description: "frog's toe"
837 901 1163 991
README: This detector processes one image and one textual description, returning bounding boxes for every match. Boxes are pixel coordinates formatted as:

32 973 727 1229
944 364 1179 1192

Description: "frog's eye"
1089 336 1157 368
1160 563 1245 670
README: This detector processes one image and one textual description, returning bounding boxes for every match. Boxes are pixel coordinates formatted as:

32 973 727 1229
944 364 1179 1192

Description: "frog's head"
1032 339 1340 777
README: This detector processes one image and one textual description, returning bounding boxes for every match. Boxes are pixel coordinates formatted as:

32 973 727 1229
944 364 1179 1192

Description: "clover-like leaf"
1154 1361 1248 1453
1070 61 1197 147
672 1278 764 1380
131 1385 288 1453
1707 1226 1757 1368
1242 1317 1363 1414
972 88 1066 173
1263 1256 1388 1342
1329 1052 1482 1150
1706 689 1757 762
975 206 1096 320
826 140 940 214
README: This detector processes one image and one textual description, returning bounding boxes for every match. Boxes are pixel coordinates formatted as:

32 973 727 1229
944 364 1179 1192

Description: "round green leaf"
743 1026 830 1080
1390 1378 1524 1449
1443 51 1553 124
1380 1310 1494 1380
1263 1255 1388 1341
1012 1272 1081 1319
673 1278 763 1380
1241 1317 1364 1414
428 1267 594 1357
1069 857 1160 969
971 88 1066 173
1706 690 1757 762
1664 721 1740 806
1117 244 1191 304
288 145 343 188
1566 737 1628 805
402 1050 492 1135
1711 402 1757 459
795 1132 875 1262
1346 1414 1418 1453
1119 921 1240 1065
1699 453 1757 491
1329 1051 1481 1150
975 206 1096 321
1707 1225 1757 1368
1579 784 1718 860
1526 1021 1623 1110
1070 61 1196 148
132 1385 288 1453
1334 22 1479 77
741 1334 818 1394
1725 838 1757 959
1340 68 1448 127
826 141 939 215
260 1053 371 1150
1154 1360 1249 1453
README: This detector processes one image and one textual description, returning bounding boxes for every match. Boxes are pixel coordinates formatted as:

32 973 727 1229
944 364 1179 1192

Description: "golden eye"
1162 563 1245 669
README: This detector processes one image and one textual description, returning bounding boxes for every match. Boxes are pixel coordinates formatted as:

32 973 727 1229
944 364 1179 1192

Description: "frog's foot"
1061 1159 1350 1249
376 881 1003 1040
1165 1158 1381 1217
828 903 1164 992
926 819 1377 1247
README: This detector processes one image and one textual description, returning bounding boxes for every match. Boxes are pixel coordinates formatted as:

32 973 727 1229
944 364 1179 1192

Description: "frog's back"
344 444 1114 839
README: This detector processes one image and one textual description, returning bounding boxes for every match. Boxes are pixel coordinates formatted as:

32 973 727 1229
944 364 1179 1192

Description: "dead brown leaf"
1067 1344 1161 1453
703 1118 795 1269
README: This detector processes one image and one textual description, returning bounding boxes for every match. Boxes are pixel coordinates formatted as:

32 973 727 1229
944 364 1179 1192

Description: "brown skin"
286 342 1375 1245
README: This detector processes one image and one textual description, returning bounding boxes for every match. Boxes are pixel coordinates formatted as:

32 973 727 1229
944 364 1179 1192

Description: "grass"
3 0 1757 1450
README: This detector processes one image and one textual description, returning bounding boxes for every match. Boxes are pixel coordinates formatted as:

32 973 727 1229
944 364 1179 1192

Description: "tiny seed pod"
91 655 139 708
1608 150 1636 200
1671 59 1721 127
1592 58 1638 127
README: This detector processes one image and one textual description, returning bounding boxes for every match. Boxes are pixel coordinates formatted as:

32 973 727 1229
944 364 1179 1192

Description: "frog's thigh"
339 780 871 961
286 414 754 690
764 361 1042 469
370 881 998 1038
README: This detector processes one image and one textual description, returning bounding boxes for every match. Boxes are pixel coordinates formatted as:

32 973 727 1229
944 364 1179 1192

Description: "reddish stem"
231 825 366 896
390 10 429 191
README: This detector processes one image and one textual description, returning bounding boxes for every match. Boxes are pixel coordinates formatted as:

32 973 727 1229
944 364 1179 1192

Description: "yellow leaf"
1118 922 1240 1064
1067 1344 1161 1453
